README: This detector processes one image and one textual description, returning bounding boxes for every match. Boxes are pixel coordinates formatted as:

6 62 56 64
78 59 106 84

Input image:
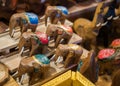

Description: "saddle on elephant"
111 39 120 48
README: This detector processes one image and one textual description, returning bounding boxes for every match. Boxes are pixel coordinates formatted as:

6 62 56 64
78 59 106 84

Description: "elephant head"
45 6 68 26
13 54 50 85
46 24 73 47
9 12 38 37
53 44 83 68
18 31 49 56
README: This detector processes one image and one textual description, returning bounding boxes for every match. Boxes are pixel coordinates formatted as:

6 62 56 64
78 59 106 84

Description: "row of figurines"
9 1 120 51
1 38 120 85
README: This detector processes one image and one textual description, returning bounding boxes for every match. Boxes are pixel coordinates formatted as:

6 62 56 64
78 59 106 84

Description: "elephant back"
32 54 50 65
35 31 49 45
56 6 68 15
25 12 38 24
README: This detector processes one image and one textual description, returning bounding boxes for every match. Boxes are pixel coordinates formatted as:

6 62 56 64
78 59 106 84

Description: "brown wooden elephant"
9 12 39 37
13 54 50 85
18 31 49 56
44 5 68 26
52 44 83 68
77 50 99 83
73 2 105 50
46 24 73 47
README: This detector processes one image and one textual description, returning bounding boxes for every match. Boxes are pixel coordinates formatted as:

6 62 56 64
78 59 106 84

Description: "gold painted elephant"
18 31 49 56
73 2 105 50
77 50 99 83
13 54 50 85
46 24 73 47
52 44 83 68
44 5 68 26
9 12 39 37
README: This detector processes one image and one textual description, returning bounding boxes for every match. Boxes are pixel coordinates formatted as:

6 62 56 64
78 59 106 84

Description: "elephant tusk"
20 74 25 84
101 21 108 26
40 15 45 20
11 29 15 37
113 16 119 20
60 39 64 43
19 47 24 55
107 16 113 20
48 36 50 40
12 71 18 77
50 54 56 61
96 23 101 27
55 56 63 63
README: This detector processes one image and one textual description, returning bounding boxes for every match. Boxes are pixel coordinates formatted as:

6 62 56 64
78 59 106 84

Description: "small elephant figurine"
44 5 68 26
18 31 49 56
46 24 73 47
52 44 83 68
9 12 39 37
0 62 9 86
13 54 50 85
97 48 120 75
77 50 99 83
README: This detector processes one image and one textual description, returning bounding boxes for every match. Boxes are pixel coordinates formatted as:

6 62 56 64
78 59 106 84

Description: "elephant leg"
60 17 65 25
55 35 62 47
29 44 39 56
53 17 59 24
64 50 74 68
21 26 27 35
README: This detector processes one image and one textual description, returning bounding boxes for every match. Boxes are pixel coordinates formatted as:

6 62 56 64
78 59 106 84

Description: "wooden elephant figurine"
9 12 39 37
13 54 50 85
46 24 73 47
0 62 9 86
52 44 83 68
77 50 99 83
44 5 68 26
18 31 49 56
97 48 120 75
73 2 105 50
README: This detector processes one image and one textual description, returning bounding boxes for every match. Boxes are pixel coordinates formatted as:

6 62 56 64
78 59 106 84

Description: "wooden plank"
3 76 19 86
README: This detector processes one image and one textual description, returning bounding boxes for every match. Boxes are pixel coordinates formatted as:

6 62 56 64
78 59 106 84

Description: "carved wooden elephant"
46 24 73 47
9 12 39 37
18 31 49 56
52 44 83 68
44 5 68 26
77 50 99 83
73 2 105 50
97 48 120 75
13 54 50 85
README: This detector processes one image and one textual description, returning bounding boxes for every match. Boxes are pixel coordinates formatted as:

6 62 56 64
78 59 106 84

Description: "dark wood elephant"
13 54 50 85
97 48 120 75
18 31 49 56
52 44 83 68
44 5 68 26
77 50 99 83
46 24 73 47
9 12 39 37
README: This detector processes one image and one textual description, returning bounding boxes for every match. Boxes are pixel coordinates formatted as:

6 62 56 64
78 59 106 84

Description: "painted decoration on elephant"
35 31 48 45
111 39 120 48
25 12 38 24
62 25 73 33
98 49 115 60
56 6 68 15
32 54 50 65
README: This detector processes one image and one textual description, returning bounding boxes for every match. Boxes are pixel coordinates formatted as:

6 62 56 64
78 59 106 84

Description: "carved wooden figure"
52 44 83 68
77 50 99 83
0 62 9 86
73 2 105 50
46 24 73 47
13 54 50 85
18 31 49 56
9 12 39 37
44 6 68 26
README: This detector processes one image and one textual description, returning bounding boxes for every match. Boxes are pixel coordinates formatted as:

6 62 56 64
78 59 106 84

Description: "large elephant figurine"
18 31 49 56
77 50 99 83
52 44 83 68
46 24 73 47
13 54 50 85
9 12 39 37
44 5 68 26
